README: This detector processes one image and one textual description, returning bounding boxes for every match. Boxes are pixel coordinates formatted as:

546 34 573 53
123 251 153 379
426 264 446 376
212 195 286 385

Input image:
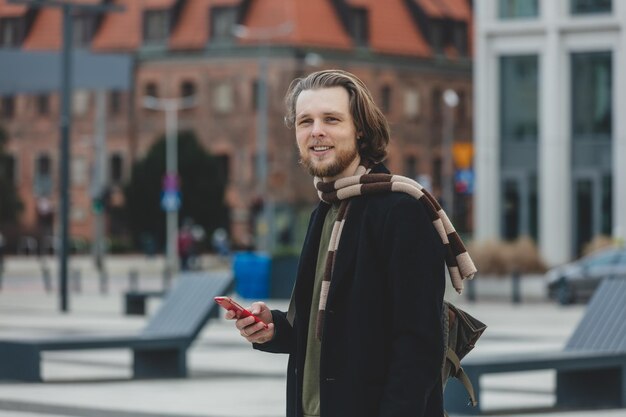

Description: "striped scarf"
313 165 477 341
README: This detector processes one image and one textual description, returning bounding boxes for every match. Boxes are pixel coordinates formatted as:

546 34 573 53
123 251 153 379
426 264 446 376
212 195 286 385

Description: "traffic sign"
161 191 181 212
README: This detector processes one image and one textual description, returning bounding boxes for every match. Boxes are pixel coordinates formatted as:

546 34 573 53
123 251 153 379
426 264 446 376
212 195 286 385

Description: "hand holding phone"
214 296 269 329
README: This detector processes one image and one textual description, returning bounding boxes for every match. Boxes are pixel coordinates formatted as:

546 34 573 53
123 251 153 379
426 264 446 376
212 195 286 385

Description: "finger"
248 323 274 343
235 316 256 330
249 302 265 315
224 310 237 320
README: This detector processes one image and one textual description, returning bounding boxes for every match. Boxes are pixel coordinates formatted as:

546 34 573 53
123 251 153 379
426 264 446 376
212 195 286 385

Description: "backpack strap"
446 348 478 407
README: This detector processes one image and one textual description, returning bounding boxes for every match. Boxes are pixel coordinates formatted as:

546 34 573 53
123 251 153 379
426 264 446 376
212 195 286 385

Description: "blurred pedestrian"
177 221 194 271
226 70 476 417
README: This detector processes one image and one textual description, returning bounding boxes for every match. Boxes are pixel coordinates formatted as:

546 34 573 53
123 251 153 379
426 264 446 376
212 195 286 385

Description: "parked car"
546 247 626 305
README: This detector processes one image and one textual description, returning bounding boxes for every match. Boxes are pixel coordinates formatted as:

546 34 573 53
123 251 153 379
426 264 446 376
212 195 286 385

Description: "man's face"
294 87 360 181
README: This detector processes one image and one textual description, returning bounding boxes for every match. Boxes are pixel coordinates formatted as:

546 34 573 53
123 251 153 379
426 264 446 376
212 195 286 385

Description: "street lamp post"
442 89 459 217
143 95 196 280
233 22 292 252
9 0 124 312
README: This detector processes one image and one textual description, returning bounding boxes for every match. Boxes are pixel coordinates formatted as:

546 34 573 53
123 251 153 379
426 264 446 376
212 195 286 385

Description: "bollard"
162 267 172 290
128 269 139 291
71 269 82 293
99 268 108 294
511 270 521 304
42 266 52 293
466 276 477 303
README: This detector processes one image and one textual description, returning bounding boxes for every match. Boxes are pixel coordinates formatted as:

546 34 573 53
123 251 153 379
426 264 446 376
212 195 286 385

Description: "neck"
322 156 362 182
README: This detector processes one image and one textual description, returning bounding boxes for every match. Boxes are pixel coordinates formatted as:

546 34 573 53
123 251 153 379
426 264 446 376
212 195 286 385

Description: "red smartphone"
214 296 269 329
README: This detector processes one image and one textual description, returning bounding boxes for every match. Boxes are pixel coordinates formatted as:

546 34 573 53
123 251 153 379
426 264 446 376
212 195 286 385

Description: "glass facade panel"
571 52 612 141
499 0 539 19
571 0 612 15
500 55 538 143
500 55 539 241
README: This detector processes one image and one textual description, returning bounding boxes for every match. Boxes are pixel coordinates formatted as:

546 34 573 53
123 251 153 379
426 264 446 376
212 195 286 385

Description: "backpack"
442 301 487 413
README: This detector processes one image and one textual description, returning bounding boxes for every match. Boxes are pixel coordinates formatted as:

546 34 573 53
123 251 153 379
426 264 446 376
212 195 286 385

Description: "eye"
325 116 339 123
297 118 312 126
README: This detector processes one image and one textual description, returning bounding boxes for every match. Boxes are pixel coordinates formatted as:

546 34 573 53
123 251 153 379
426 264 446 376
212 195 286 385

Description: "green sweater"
302 203 340 417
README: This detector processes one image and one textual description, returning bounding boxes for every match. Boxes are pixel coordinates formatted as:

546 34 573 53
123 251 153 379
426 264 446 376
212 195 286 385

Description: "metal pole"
93 91 107 288
256 51 270 252
442 89 458 217
165 103 178 276
59 4 73 312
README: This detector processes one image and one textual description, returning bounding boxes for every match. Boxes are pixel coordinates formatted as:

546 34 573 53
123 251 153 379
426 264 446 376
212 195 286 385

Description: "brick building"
0 0 473 251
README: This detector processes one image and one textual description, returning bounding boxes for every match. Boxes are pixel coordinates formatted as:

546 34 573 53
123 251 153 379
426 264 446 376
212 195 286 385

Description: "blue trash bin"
233 252 271 299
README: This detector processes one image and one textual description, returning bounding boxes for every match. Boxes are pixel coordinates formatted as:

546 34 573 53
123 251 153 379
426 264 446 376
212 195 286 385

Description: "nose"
311 119 325 138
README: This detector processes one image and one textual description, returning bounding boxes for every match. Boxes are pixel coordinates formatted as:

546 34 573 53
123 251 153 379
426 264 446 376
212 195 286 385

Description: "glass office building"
474 0 625 264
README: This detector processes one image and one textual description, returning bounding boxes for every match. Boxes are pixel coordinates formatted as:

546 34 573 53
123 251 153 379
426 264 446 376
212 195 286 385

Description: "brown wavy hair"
284 69 390 165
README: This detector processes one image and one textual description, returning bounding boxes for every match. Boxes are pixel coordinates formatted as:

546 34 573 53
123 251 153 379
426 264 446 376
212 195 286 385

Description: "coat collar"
295 163 390 317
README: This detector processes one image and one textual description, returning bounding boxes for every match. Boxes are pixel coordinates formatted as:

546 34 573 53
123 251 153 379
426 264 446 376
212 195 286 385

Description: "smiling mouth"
311 146 333 152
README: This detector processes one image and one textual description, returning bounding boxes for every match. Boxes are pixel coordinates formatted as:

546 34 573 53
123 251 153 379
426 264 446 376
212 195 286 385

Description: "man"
227 70 472 417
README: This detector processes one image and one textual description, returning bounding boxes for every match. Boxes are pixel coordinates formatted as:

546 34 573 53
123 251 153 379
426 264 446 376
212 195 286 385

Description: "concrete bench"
0 271 233 382
444 277 626 414
124 290 165 315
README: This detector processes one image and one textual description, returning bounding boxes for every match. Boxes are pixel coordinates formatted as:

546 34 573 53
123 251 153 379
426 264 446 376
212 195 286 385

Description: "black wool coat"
255 164 446 417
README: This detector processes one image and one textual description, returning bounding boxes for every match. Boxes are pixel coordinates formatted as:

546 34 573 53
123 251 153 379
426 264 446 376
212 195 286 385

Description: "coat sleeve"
252 309 295 354
378 196 446 417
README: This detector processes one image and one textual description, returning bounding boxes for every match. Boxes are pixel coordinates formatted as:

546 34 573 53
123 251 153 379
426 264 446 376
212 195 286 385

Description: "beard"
300 144 359 179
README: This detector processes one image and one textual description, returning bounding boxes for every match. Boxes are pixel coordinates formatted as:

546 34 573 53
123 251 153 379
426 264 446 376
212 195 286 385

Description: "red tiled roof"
416 0 470 21
287 0 352 49
347 0 430 57
23 9 62 50
0 1 27 17
15 0 472 58
170 0 240 50
143 0 177 9
92 0 142 52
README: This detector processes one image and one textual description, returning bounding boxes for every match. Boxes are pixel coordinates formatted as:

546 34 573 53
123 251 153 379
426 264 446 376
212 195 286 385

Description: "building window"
571 51 611 141
500 55 538 142
453 22 468 56
36 94 50 116
404 89 420 118
405 156 418 179
35 154 52 196
430 21 444 55
1 154 16 184
110 90 122 115
110 153 124 184
72 90 90 116
431 88 442 122
0 17 24 48
381 85 392 114
210 6 237 44
1 96 15 119
251 79 259 110
456 90 466 123
499 0 539 19
72 156 87 186
215 154 230 183
181 80 196 98
350 7 369 47
213 83 234 113
143 10 169 44
73 14 94 48
571 0 612 14
145 82 158 98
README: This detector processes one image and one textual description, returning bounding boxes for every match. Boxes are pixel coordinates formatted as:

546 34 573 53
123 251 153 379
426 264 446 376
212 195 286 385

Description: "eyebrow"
296 110 346 120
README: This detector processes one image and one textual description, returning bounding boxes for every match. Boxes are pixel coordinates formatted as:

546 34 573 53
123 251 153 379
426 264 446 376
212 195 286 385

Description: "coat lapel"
325 196 364 304
293 202 330 322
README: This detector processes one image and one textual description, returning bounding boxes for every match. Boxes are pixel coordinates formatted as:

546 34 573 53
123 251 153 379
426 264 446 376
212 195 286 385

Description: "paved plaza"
0 255 624 417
